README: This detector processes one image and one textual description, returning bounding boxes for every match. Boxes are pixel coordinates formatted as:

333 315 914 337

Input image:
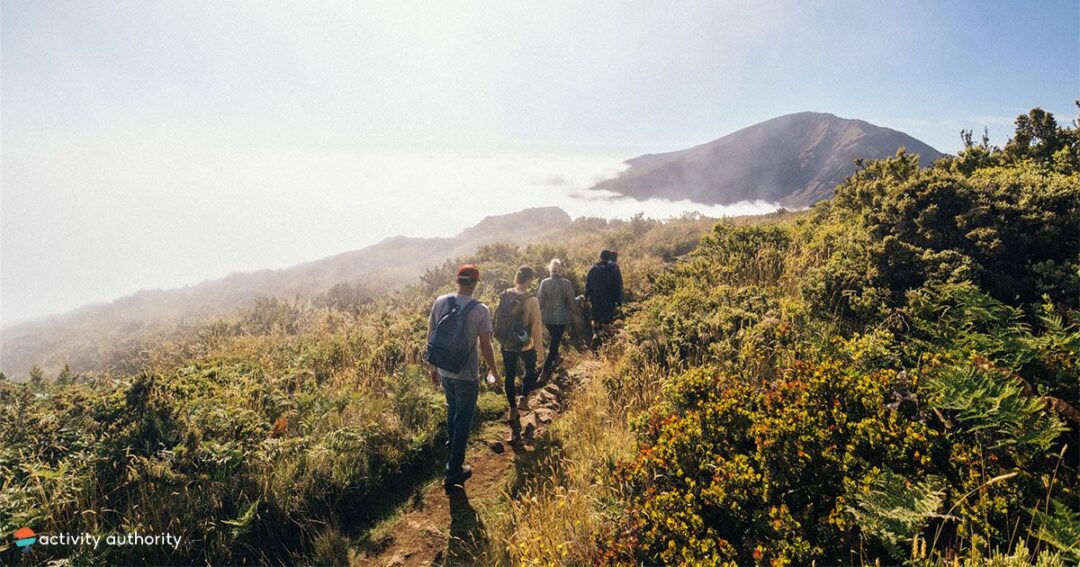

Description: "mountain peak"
597 113 943 207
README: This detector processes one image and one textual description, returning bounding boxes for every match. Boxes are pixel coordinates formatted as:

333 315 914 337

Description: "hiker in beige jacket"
493 266 544 443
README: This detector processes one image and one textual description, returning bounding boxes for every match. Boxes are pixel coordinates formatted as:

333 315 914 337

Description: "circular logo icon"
14 527 37 552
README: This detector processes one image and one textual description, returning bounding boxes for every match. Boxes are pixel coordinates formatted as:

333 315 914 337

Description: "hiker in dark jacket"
609 250 623 300
585 249 622 350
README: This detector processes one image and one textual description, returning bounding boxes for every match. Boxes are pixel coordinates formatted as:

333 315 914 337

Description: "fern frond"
1033 500 1080 563
926 363 1063 456
850 469 947 562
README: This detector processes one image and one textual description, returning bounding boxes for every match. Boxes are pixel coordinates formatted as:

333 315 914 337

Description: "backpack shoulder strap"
459 298 480 316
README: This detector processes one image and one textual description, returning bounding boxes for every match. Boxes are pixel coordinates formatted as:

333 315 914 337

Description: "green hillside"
1 107 1077 566
502 107 1079 566
0 211 724 564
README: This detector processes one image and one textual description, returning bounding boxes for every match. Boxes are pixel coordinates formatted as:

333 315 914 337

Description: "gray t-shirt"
428 293 492 381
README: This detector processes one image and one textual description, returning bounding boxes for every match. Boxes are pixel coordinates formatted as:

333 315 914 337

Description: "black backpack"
426 296 480 373
493 290 529 351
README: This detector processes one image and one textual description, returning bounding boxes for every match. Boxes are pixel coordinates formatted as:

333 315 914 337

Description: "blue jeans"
442 376 478 475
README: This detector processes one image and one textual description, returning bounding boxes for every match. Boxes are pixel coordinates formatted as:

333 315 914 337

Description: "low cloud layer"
1 147 776 326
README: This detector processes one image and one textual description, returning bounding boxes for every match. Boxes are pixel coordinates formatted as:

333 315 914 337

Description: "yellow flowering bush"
598 120 1079 564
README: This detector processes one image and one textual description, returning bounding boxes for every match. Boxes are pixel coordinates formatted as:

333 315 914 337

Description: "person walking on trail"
585 249 623 350
609 250 623 288
426 264 500 488
537 258 576 382
493 266 543 444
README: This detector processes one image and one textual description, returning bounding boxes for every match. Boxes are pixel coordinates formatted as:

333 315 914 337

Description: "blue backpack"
426 296 480 373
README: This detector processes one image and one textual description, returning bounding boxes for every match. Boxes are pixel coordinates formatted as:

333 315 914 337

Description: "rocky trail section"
357 360 598 566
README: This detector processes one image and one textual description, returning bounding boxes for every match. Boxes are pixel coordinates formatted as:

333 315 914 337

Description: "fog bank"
1 147 776 326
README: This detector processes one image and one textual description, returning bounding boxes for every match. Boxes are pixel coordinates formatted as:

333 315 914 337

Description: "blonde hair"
547 258 565 277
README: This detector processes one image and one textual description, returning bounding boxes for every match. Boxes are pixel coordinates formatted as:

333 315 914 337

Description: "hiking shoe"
444 465 472 486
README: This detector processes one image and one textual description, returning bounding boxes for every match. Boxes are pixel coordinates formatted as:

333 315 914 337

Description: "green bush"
599 109 1078 565
0 211 723 564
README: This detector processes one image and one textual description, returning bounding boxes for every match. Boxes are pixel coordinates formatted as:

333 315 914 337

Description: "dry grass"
487 364 637 566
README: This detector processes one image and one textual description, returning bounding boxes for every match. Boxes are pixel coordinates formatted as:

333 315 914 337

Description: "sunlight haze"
2 0 1077 326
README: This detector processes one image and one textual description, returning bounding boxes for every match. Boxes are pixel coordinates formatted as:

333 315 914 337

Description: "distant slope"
1 207 571 377
591 112 944 207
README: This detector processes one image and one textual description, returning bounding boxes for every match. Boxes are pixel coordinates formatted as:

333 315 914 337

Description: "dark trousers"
542 324 566 375
591 304 616 325
591 321 615 351
502 348 537 407
590 305 616 350
442 376 478 475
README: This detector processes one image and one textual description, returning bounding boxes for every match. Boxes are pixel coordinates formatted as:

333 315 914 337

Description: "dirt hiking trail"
356 359 600 566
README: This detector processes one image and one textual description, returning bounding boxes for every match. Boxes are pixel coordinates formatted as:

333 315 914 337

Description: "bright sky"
2 1 1078 326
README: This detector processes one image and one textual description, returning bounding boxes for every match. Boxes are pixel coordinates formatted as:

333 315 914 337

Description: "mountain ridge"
591 111 944 207
0 113 944 375
0 206 571 376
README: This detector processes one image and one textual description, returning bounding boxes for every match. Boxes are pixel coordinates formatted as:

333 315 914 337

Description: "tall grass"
1 213 733 564
488 363 637 566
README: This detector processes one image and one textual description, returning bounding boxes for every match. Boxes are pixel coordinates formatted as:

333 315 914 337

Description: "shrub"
598 110 1077 565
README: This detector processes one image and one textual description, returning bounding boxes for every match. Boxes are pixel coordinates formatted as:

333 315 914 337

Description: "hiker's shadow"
441 486 488 565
